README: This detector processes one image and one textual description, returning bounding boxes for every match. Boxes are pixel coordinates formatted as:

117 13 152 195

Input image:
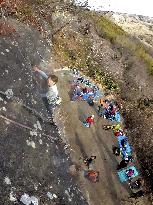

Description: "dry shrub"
0 21 16 36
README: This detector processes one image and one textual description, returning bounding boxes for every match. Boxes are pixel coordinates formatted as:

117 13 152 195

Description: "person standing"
84 115 94 127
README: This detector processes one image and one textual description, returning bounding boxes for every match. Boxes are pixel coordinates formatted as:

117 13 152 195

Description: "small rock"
47 192 53 200
36 121 42 131
20 194 38 205
30 130 37 136
20 194 31 205
31 196 38 205
26 140 36 149
4 176 11 185
39 139 42 144
47 192 58 200
1 107 6 111
53 194 57 199
10 191 17 202
69 165 77 176
5 89 13 99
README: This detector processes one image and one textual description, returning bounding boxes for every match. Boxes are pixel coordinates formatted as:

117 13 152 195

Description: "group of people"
70 73 102 106
98 99 121 122
103 121 143 193
105 123 133 170
74 71 143 191
33 67 143 192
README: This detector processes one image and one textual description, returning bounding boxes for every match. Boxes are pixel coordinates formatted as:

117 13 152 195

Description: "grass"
96 15 126 43
35 0 48 5
86 66 119 92
53 9 152 91
90 13 153 75
53 29 92 67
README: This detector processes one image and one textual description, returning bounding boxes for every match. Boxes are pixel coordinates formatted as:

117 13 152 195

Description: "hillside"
0 0 153 204
104 12 153 48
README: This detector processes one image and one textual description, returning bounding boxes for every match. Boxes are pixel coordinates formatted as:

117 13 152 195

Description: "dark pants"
117 160 129 170
42 97 55 115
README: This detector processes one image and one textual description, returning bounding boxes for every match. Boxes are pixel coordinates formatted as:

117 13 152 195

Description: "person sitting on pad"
126 169 134 178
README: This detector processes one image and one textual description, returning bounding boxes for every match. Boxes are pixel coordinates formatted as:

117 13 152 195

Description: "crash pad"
117 166 139 182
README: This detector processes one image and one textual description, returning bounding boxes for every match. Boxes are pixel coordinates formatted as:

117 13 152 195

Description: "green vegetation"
18 4 33 17
86 66 119 91
96 15 126 43
54 30 92 67
54 31 119 91
136 45 153 75
90 13 153 75
35 0 48 5
54 10 152 92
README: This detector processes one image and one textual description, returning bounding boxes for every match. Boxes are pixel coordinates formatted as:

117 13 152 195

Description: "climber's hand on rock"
33 65 40 72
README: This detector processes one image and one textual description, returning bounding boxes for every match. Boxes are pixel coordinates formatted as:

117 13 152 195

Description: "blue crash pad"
117 135 132 158
115 112 121 122
117 166 139 182
82 93 94 101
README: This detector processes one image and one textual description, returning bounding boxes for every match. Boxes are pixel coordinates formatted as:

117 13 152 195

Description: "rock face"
0 19 88 205
105 12 153 47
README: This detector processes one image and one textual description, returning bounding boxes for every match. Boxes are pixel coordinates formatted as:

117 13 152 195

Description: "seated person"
120 138 128 150
98 104 104 117
99 99 109 109
82 87 88 94
113 146 120 156
130 179 142 190
126 169 134 178
87 170 99 182
114 130 124 137
87 97 94 106
83 156 96 169
117 155 133 170
77 76 84 83
72 85 83 101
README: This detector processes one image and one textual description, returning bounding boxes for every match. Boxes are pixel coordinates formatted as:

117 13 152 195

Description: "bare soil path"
55 69 131 205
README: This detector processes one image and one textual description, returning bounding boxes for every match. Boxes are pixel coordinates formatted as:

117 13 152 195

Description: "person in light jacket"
33 66 61 114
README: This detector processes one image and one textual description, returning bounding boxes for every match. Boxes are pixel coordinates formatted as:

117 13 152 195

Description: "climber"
33 66 61 114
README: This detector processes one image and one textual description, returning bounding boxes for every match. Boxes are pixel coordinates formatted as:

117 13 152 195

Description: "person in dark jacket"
83 156 96 169
117 156 133 170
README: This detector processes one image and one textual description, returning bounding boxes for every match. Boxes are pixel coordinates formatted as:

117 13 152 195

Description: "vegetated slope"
1 0 153 200
104 12 153 48
52 6 153 197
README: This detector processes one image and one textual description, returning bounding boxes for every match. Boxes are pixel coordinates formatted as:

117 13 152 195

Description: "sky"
75 0 153 17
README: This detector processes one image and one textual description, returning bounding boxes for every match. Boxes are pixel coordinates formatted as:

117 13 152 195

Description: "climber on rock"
33 66 61 114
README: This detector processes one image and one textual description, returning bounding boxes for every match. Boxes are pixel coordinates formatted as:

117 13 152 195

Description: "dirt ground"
54 69 151 205
1 7 153 204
